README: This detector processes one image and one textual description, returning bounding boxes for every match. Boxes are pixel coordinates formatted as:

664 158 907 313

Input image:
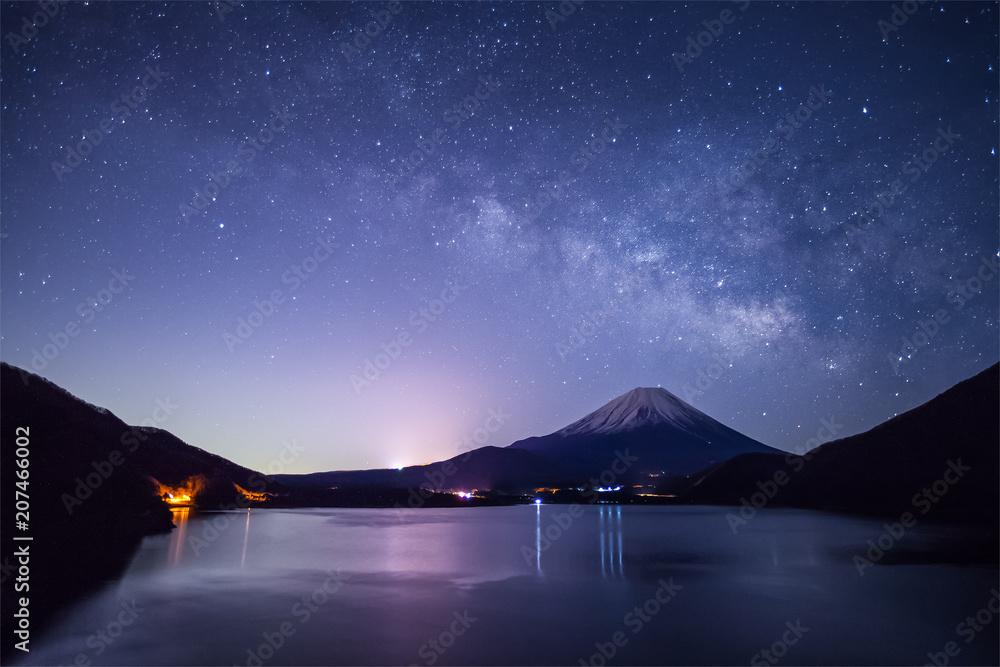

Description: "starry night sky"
2 1 997 474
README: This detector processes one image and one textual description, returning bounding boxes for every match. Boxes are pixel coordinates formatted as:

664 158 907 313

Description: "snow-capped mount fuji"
507 386 782 483
555 387 714 437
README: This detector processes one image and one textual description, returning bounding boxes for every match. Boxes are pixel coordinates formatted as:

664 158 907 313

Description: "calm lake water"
18 505 999 666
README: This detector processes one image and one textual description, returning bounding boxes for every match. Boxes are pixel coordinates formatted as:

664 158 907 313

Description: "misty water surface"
17 505 998 665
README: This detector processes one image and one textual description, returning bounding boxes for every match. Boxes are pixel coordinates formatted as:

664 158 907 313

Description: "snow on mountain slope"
555 387 712 437
507 385 777 478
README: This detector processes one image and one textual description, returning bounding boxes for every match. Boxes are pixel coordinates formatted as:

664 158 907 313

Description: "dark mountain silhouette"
680 363 999 523
277 386 779 493
505 386 783 484
3 359 996 658
0 362 282 659
0 363 283 513
274 445 573 494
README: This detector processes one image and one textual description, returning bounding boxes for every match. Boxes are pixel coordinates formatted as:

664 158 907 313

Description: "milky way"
2 1 997 473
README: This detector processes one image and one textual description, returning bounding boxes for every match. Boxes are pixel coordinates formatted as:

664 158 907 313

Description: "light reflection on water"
15 506 999 666
240 508 251 569
167 506 189 568
598 505 624 578
534 501 541 575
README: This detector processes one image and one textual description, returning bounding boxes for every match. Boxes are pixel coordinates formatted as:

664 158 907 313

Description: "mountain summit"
556 387 710 437
508 385 782 481
281 384 781 493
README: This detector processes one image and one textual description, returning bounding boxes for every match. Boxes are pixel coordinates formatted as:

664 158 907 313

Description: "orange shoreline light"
152 475 207 507
234 483 271 503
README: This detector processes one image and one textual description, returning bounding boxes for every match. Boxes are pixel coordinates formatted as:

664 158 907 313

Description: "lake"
17 505 998 665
